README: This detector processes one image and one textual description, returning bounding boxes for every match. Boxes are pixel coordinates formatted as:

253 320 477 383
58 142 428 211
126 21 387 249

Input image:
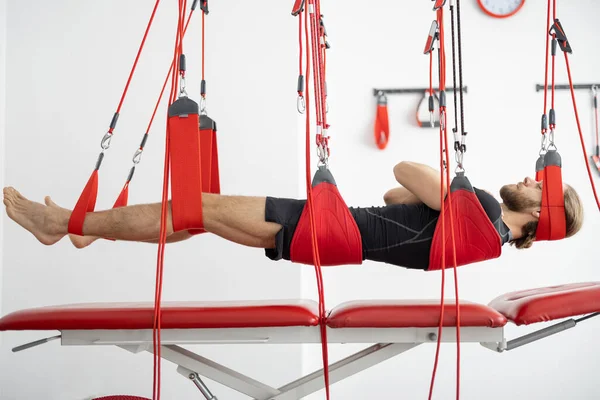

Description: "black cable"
456 0 466 145
449 3 459 148
575 312 600 324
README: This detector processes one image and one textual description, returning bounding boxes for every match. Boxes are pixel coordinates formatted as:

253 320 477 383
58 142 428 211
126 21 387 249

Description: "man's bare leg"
3 187 282 249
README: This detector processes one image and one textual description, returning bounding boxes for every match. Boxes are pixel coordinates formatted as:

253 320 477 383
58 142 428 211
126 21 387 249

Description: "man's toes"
13 188 25 200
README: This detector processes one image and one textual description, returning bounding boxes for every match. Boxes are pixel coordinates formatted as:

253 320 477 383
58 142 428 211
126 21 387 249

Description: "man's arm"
383 186 422 206
392 161 446 211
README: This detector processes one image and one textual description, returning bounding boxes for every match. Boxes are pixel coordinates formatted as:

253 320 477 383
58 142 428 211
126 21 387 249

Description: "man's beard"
499 185 540 213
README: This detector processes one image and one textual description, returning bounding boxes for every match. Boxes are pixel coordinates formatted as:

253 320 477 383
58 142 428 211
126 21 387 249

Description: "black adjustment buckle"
454 131 460 152
417 91 440 128
423 20 439 55
541 113 548 132
291 0 305 16
550 19 572 54
320 15 330 49
432 0 447 11
200 0 209 15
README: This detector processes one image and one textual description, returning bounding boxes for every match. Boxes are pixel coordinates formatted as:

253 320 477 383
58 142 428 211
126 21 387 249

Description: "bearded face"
499 184 541 213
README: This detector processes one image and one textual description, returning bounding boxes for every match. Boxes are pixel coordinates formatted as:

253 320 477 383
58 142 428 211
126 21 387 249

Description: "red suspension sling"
535 0 600 242
289 1 363 268
422 2 501 399
68 0 163 236
534 1 567 241
68 2 214 238
155 1 217 398
425 1 503 273
287 1 367 397
189 5 221 235
289 166 363 266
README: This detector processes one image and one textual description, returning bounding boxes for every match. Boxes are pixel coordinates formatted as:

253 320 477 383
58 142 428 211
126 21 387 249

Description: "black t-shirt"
349 188 511 270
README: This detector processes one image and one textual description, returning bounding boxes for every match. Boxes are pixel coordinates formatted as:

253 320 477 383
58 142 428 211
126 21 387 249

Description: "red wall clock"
477 0 525 19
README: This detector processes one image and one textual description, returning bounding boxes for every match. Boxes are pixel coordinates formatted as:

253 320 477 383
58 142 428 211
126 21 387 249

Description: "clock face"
477 0 525 18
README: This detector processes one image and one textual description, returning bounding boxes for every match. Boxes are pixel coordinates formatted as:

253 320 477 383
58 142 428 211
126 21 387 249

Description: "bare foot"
3 187 69 245
68 233 100 249
45 197 99 249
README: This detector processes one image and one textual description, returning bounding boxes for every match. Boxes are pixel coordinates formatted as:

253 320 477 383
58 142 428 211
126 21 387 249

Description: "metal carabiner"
132 148 143 164
179 76 188 98
297 95 305 114
439 110 446 131
316 143 329 166
539 133 548 156
547 128 557 150
200 97 207 115
101 132 113 150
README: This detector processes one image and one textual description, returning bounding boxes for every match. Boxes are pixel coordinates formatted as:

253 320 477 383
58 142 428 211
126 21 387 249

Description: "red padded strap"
374 96 389 150
535 154 545 182
536 151 566 241
168 97 204 233
428 185 502 270
188 116 220 236
67 170 99 236
113 182 130 209
290 178 362 267
199 117 220 194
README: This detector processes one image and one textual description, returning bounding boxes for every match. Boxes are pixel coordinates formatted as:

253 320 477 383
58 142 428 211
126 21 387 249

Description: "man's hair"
510 184 584 249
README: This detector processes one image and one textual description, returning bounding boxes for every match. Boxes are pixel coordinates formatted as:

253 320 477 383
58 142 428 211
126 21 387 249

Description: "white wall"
301 1 600 399
0 0 6 351
0 1 302 399
1 1 600 400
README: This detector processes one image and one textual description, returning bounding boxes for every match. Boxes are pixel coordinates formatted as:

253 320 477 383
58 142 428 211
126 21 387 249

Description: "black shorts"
264 196 307 261
263 196 436 270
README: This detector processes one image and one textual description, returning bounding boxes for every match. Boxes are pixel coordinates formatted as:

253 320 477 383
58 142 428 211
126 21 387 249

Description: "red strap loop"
188 115 221 236
374 95 390 149
536 151 566 241
113 182 130 209
168 98 204 233
67 170 99 236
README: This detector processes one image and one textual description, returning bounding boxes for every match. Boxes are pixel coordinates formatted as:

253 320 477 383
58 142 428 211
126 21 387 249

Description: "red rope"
303 2 330 398
542 0 551 126
428 5 461 400
564 53 600 211
428 7 446 400
298 11 303 92
595 91 599 151
153 2 186 399
429 51 433 97
201 11 205 97
112 0 162 132
309 6 322 128
315 1 328 129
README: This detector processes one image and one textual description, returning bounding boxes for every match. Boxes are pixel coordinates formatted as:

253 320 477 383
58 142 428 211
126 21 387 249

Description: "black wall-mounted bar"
373 87 468 96
536 84 600 92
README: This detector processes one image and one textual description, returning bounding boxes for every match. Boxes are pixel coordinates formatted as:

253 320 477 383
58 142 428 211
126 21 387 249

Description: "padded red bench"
1 282 599 399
